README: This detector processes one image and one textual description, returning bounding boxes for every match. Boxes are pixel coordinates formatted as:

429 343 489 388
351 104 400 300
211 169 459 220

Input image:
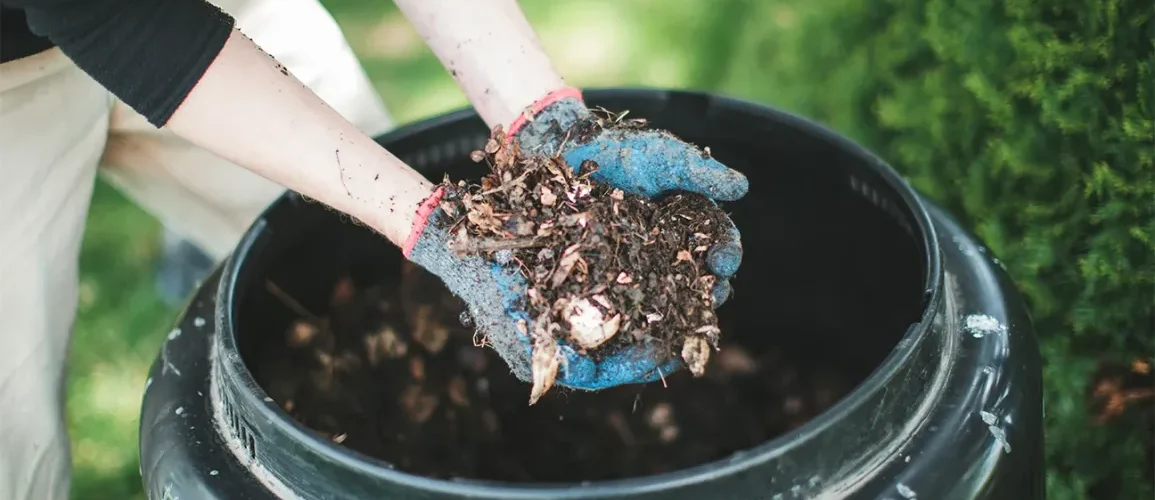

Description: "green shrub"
713 0 1154 497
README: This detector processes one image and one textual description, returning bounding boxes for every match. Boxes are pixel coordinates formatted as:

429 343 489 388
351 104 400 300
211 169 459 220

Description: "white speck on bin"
988 424 1012 453
980 410 1012 452
964 314 1005 338
979 410 997 425
210 470 219 476
167 328 181 341
193 316 206 328
175 407 184 416
897 482 916 498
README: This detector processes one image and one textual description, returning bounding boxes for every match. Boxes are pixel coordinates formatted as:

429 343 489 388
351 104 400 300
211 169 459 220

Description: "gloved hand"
404 87 748 393
509 88 747 309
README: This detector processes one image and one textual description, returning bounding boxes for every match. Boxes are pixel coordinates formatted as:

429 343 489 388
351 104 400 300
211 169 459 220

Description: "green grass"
69 181 172 500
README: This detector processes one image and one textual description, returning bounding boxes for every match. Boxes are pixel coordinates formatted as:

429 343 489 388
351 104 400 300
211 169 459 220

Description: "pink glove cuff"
401 186 446 258
506 86 584 136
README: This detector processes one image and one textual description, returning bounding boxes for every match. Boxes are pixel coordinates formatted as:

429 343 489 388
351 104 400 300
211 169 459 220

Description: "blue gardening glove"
509 89 747 315
504 89 748 390
406 88 748 395
406 190 673 397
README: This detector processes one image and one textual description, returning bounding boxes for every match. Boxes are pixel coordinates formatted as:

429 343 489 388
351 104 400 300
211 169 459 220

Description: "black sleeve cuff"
21 0 236 127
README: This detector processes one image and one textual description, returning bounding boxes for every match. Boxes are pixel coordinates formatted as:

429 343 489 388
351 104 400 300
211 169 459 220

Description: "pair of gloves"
402 88 748 390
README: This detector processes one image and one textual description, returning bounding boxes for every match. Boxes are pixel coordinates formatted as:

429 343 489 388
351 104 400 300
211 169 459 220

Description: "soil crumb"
255 263 853 483
435 123 729 402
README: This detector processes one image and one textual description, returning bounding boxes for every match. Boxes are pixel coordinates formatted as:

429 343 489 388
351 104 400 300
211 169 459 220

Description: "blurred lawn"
69 1 766 498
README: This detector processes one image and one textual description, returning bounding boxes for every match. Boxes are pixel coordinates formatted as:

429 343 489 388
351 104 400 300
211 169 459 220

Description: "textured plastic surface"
139 88 1044 500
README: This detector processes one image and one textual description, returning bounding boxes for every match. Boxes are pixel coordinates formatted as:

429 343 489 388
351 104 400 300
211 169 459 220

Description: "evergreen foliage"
714 0 1154 497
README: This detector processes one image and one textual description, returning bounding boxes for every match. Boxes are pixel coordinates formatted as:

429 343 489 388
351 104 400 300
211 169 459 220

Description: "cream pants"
0 0 394 497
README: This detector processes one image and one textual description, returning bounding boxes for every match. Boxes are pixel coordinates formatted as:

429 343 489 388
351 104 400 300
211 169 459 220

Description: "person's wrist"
401 186 447 260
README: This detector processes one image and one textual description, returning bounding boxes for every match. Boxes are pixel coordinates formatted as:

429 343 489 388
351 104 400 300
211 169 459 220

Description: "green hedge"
713 0 1153 498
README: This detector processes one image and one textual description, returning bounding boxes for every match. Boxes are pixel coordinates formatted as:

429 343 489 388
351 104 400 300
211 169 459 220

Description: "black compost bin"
138 89 1044 500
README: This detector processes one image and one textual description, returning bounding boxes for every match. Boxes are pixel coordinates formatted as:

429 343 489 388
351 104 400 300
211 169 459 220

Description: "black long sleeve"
2 0 235 127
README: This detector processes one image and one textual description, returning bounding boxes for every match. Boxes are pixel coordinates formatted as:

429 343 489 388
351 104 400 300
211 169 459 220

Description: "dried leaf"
447 376 469 407
504 214 536 236
540 185 557 206
563 297 621 349
439 201 459 218
412 305 450 354
288 320 320 347
559 212 590 227
550 244 583 287
529 338 561 405
364 325 407 366
400 385 439 422
682 336 710 377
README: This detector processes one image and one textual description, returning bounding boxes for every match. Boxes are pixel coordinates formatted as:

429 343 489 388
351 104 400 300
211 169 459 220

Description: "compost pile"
435 122 728 403
256 261 853 482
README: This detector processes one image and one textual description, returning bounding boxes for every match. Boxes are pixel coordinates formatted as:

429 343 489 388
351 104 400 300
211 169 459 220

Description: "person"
0 0 748 496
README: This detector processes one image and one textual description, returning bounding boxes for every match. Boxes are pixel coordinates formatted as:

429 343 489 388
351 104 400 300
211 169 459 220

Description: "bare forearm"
393 0 566 128
166 29 434 245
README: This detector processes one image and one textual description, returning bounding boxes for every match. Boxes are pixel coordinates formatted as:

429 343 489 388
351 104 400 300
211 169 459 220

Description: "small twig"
511 256 531 277
557 128 574 154
576 162 600 179
657 367 668 388
266 280 323 322
479 170 532 196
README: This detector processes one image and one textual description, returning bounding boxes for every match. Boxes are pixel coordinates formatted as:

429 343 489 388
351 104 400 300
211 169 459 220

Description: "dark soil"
436 123 729 402
258 262 853 483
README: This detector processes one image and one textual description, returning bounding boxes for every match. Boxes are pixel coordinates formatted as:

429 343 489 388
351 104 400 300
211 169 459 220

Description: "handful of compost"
403 91 747 403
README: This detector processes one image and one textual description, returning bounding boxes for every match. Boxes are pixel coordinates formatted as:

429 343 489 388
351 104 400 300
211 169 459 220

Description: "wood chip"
529 337 561 405
287 320 320 347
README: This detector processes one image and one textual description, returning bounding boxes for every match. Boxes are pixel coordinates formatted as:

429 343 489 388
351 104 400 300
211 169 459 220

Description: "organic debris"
436 123 729 402
252 261 854 482
1090 358 1155 424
